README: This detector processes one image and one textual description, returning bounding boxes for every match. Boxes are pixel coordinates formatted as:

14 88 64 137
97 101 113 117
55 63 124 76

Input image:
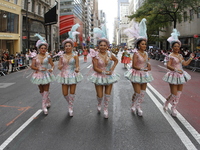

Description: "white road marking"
0 109 42 150
147 83 200 145
146 88 197 150
87 64 92 68
0 83 15 88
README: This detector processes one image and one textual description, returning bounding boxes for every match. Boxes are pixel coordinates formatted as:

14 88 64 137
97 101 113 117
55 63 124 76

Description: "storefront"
0 1 21 57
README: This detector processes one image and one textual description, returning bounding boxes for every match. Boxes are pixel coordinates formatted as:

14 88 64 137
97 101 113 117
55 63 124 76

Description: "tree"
128 0 199 43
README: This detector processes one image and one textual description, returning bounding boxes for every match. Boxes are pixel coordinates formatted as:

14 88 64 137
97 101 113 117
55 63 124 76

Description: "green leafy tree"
129 0 199 43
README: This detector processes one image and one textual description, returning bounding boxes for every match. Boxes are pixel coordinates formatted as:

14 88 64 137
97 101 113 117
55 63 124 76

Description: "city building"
21 0 58 53
0 0 22 56
60 0 86 48
84 0 92 48
113 0 129 47
160 7 200 51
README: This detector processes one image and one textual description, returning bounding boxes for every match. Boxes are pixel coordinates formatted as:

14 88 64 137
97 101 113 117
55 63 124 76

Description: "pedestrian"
30 33 55 115
56 24 83 117
124 18 154 116
162 29 194 117
83 47 88 62
88 27 120 119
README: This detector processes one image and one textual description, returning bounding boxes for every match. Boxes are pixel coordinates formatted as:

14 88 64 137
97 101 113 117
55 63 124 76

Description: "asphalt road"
0 52 199 150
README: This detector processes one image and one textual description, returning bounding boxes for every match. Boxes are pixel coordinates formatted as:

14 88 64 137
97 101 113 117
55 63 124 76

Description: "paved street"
0 52 199 150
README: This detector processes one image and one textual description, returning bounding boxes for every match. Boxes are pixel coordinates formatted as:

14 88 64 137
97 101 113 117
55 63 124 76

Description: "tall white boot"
131 93 140 113
136 90 145 116
97 96 103 112
42 91 48 115
68 94 75 117
104 94 110 119
171 92 181 117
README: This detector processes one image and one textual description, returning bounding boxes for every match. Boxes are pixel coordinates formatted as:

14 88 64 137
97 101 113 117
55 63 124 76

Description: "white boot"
42 91 48 115
163 94 175 111
41 92 51 108
136 91 145 116
97 96 103 112
104 94 110 119
131 93 140 113
68 94 75 117
46 92 51 108
171 92 181 117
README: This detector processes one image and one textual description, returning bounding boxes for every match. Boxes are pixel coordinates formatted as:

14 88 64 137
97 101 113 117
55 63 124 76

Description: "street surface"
0 52 199 150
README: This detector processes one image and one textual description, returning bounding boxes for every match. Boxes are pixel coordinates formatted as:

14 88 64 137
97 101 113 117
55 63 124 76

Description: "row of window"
24 0 49 17
4 0 18 4
183 7 200 22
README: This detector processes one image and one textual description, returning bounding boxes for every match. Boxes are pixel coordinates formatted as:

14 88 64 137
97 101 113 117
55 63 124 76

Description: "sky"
98 0 118 42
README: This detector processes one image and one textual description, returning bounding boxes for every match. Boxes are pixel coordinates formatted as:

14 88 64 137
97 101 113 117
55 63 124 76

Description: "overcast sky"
98 0 118 42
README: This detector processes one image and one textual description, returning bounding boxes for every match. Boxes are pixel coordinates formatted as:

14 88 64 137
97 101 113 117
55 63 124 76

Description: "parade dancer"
88 27 120 119
83 47 88 62
124 18 154 116
30 34 55 115
162 29 194 117
121 47 131 68
56 24 83 117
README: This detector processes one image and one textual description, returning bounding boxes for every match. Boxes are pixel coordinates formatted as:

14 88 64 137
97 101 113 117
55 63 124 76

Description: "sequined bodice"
62 54 76 71
169 55 183 70
135 52 148 68
35 55 49 69
97 52 113 71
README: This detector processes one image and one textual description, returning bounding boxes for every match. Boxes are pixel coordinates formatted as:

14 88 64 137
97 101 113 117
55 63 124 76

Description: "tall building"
0 0 22 56
60 0 86 48
21 0 58 53
114 0 129 47
84 0 92 48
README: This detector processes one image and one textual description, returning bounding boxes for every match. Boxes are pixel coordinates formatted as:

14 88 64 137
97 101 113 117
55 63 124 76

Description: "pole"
25 0 28 53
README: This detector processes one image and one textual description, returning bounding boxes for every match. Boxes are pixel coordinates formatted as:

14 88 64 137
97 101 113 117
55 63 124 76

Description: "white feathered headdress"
93 25 109 46
62 23 80 46
167 28 181 48
124 18 147 47
34 33 48 49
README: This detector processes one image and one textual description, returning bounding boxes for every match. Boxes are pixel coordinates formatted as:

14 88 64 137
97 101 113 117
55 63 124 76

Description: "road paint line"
87 64 92 68
158 65 168 71
147 83 200 144
146 88 197 150
0 109 42 150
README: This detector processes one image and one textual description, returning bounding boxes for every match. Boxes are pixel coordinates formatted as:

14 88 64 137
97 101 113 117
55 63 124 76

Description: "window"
190 9 194 20
197 7 200 18
32 0 35 12
183 11 187 22
38 3 41 15
44 6 46 14
0 10 19 33
14 0 18 4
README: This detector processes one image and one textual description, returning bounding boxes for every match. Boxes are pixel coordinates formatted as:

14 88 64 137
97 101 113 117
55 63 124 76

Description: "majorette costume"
31 33 55 115
124 18 154 116
124 19 154 83
31 34 55 85
88 26 120 118
88 27 120 85
87 50 120 85
56 23 83 116
162 29 192 117
162 29 191 85
121 49 131 66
